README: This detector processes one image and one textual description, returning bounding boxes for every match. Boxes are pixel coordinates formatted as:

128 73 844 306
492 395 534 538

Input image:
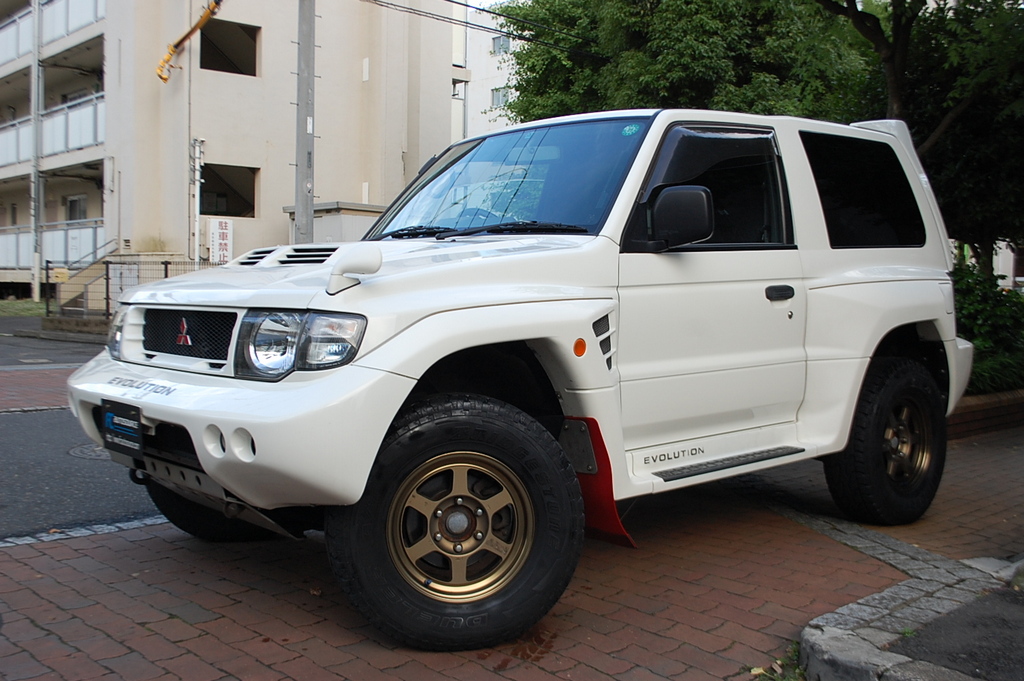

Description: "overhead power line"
438 0 596 45
359 0 606 60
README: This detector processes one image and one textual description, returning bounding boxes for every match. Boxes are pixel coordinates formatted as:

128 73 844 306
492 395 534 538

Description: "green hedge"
951 262 1024 394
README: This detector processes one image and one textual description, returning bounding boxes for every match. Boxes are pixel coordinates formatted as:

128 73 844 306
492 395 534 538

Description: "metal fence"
45 259 219 318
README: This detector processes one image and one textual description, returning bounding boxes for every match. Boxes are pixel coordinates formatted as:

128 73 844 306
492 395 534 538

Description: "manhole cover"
69 444 111 460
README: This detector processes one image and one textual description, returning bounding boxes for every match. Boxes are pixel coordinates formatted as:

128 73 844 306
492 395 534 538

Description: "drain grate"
68 444 111 461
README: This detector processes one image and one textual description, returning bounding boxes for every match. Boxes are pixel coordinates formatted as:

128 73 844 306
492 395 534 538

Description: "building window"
66 194 87 221
10 204 17 226
201 19 259 77
491 87 510 108
201 164 257 217
491 35 511 55
452 80 466 100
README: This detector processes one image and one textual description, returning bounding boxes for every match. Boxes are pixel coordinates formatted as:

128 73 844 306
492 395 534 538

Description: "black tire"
147 482 276 542
325 393 584 651
824 358 946 525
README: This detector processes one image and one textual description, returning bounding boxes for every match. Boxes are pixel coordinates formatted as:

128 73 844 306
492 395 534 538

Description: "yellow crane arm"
156 0 225 83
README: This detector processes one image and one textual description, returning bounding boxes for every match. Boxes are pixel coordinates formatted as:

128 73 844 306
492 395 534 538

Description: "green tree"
901 1 1024 271
499 0 874 124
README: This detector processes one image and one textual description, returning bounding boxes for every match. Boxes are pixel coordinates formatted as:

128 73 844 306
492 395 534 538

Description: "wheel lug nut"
475 532 483 540
454 544 463 553
475 508 483 516
434 533 442 541
456 497 463 505
435 509 443 517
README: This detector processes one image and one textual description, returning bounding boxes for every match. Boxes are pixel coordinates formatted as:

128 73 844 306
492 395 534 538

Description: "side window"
800 131 925 248
629 126 790 249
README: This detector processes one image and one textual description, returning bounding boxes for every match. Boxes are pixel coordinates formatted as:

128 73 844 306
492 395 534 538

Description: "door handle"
765 285 795 301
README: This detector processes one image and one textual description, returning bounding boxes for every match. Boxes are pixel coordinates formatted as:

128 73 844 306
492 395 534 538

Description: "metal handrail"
66 237 116 270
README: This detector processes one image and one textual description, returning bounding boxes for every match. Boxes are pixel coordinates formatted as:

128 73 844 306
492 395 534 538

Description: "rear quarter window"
800 131 926 248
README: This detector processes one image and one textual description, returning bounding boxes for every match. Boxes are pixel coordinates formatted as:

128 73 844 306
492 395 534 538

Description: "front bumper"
68 352 415 509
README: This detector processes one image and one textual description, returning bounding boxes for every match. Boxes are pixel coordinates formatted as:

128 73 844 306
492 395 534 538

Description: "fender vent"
592 314 614 370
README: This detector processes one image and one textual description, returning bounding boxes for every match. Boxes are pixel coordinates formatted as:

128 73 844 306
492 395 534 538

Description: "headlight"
107 306 127 360
235 310 365 380
297 314 365 370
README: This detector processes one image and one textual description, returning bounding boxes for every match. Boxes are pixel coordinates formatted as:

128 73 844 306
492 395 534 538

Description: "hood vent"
237 247 277 266
236 245 342 267
282 246 341 265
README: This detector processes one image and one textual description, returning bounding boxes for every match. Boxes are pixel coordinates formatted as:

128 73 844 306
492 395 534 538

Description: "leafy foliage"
906 1 1024 270
499 0 875 123
952 261 1024 394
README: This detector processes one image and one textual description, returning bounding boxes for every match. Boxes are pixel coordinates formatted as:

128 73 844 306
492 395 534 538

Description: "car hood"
120 236 612 310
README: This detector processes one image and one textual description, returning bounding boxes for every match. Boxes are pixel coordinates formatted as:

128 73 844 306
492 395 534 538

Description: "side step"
653 446 805 482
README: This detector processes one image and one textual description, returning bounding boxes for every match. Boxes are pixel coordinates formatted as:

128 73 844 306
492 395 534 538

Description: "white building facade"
0 0 469 297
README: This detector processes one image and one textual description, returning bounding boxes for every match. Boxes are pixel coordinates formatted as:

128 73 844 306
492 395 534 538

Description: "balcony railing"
41 92 104 156
0 116 33 167
41 0 105 45
0 217 111 269
0 7 32 67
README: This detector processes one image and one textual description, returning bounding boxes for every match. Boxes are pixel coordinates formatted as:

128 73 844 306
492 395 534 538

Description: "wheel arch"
870 321 950 406
406 341 566 436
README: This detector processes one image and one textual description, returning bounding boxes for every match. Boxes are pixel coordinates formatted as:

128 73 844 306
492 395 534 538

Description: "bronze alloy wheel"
386 451 535 602
882 397 933 491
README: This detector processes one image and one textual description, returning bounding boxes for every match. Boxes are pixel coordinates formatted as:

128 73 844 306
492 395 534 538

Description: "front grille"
143 309 237 360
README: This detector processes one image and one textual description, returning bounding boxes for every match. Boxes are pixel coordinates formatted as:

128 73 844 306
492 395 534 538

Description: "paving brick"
558 642 634 675
98 651 167 680
0 650 51 680
43 651 112 681
156 652 226 681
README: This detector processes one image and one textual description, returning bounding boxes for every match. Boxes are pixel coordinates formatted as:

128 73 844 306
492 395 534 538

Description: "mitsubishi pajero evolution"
68 109 973 650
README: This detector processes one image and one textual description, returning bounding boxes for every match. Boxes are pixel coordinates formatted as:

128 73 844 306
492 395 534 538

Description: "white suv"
69 109 972 650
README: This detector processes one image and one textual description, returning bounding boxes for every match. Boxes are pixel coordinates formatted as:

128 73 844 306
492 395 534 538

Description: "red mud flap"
566 417 637 548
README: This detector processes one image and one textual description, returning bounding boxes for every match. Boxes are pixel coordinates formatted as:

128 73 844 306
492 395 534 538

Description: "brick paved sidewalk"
0 482 904 681
0 366 78 412
744 427 1024 562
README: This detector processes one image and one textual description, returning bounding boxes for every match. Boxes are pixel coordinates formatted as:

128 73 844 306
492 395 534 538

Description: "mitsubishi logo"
176 318 193 346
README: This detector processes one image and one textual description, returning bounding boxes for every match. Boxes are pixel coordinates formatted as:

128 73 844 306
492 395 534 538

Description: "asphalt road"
0 321 157 538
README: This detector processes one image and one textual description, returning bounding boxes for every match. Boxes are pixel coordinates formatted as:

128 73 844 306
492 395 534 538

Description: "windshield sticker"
621 124 641 137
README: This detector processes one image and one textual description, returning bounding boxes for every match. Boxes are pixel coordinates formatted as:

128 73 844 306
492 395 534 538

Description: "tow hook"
128 468 149 485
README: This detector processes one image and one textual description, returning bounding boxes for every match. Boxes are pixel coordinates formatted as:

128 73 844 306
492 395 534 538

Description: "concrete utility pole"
293 0 315 244
29 0 41 301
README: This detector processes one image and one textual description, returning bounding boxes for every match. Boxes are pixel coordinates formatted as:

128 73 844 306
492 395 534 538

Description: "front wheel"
824 358 946 525
325 394 584 650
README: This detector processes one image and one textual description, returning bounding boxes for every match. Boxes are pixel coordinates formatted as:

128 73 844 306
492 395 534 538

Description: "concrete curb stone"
775 503 1008 681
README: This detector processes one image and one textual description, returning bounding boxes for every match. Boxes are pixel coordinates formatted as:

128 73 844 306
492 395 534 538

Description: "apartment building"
0 0 469 298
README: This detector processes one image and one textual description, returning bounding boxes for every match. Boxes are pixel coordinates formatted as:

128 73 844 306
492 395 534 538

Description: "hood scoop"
236 245 341 267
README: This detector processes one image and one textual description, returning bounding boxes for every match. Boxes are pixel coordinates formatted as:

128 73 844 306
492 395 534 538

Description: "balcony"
0 7 32 67
0 115 31 166
0 217 111 269
41 92 103 156
41 0 105 46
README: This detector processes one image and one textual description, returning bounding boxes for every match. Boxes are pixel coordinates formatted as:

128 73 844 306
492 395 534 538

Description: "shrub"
951 261 1024 394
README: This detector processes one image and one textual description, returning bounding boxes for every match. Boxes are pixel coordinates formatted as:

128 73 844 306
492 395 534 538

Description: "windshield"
367 117 652 239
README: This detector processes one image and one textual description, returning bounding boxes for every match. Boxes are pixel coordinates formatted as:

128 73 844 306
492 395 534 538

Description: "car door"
616 124 807 474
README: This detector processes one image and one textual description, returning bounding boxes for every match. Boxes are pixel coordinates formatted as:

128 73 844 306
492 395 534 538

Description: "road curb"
776 503 1009 681
12 328 106 344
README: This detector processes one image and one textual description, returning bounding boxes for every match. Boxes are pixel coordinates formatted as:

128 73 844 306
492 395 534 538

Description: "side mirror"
650 185 714 250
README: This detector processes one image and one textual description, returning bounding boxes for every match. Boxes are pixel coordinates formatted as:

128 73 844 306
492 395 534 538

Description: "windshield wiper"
435 221 588 240
379 225 453 239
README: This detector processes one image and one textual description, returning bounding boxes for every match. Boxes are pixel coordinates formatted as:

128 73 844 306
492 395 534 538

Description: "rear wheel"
326 394 584 650
147 482 275 542
824 358 946 525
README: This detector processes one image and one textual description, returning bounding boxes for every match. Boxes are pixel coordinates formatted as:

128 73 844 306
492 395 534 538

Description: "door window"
625 126 791 250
